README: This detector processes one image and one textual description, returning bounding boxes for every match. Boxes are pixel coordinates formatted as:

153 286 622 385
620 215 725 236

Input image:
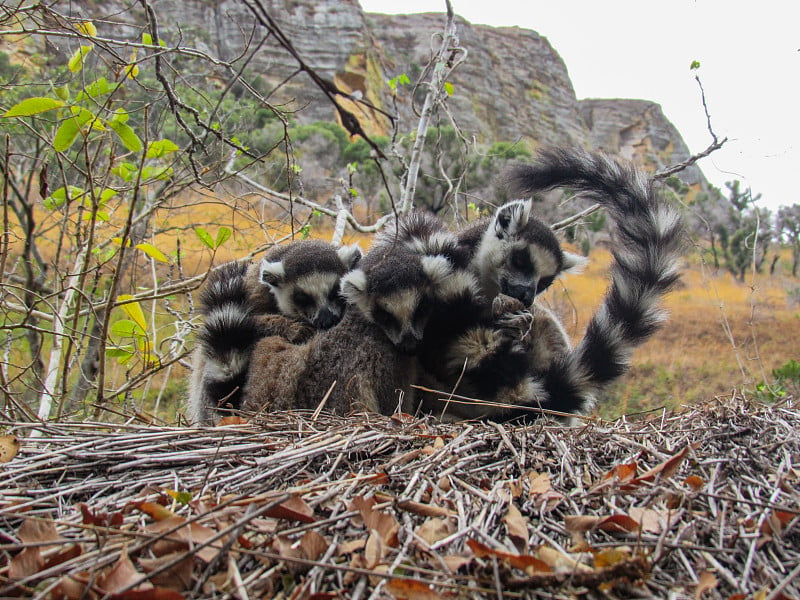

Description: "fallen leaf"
527 471 551 496
263 496 315 523
629 445 692 488
364 529 384 568
139 552 194 592
0 433 20 462
466 539 551 574
592 462 638 492
146 516 222 563
596 514 640 534
216 416 248 426
98 547 146 593
18 517 63 548
385 577 443 600
415 517 455 546
80 503 125 528
441 555 471 573
696 570 718 599
299 530 328 561
684 475 705 490
628 507 666 533
503 502 529 552
9 546 44 580
109 589 186 599
594 547 631 569
537 545 593 573
135 501 176 521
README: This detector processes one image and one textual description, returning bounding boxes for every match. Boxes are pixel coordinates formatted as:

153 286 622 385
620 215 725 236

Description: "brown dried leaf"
592 462 638 492
109 589 186 600
216 416 248 426
415 517 455 546
527 471 551 496
337 538 366 556
9 546 44 580
98 548 147 594
537 545 593 573
503 502 529 552
138 552 195 592
631 445 692 487
385 577 443 599
299 530 328 561
628 507 666 533
364 529 384 569
596 514 640 534
263 496 315 523
43 544 83 571
684 475 705 490
146 516 222 563
0 433 20 462
466 539 551 574
18 517 63 547
441 555 471 573
696 570 718 599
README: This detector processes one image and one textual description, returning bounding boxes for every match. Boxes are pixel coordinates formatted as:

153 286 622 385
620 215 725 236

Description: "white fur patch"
340 269 368 311
259 259 285 285
337 244 363 269
421 255 454 285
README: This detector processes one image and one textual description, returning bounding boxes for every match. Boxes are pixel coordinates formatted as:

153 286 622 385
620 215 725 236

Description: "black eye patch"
537 275 555 293
510 250 533 273
292 290 314 309
373 306 398 331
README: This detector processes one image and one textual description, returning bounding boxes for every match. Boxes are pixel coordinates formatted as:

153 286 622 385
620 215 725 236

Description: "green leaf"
68 45 93 73
141 32 166 47
75 77 112 101
116 294 147 333
106 345 135 358
135 242 169 263
53 109 95 151
96 187 118 205
3 97 65 118
146 138 179 159
83 209 110 222
444 81 454 96
215 227 232 248
111 162 137 182
111 319 144 339
194 227 214 250
110 108 129 124
165 489 193 504
54 85 70 101
109 121 143 152
690 60 701 70
44 185 85 209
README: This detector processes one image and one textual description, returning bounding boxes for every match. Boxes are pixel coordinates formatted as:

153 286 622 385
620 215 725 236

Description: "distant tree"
776 204 800 276
718 180 771 281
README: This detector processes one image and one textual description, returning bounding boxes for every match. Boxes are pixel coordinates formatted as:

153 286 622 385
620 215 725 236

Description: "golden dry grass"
542 249 799 418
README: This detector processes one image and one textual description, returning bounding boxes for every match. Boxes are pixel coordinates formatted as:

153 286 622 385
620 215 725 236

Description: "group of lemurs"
186 148 684 425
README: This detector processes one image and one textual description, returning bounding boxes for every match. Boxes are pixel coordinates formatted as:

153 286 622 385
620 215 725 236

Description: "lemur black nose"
396 333 421 355
505 284 535 307
313 307 341 330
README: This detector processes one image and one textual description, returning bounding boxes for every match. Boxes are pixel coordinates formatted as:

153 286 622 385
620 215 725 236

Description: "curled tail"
187 261 264 424
506 148 684 415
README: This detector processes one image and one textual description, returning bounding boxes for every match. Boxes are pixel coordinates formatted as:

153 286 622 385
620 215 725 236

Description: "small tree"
776 204 800 276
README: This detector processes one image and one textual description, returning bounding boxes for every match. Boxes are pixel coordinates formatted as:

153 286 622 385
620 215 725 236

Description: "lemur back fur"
186 240 361 425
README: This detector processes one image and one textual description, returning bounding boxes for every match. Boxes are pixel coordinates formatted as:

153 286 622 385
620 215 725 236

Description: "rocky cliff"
8 0 708 190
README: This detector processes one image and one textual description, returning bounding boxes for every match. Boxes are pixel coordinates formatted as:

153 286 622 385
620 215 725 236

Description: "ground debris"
1 396 798 599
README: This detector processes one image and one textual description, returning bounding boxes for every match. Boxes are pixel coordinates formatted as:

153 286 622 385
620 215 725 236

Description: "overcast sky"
359 0 798 211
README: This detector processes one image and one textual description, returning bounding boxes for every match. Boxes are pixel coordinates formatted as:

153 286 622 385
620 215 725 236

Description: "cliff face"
13 0 707 188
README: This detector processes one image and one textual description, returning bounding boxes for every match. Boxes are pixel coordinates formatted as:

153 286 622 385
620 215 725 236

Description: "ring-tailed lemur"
240 241 478 418
186 240 362 425
423 148 684 421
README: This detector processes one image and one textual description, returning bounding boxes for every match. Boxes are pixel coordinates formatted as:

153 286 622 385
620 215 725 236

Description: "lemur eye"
373 306 398 331
412 297 433 326
293 291 314 309
537 276 555 293
510 251 532 272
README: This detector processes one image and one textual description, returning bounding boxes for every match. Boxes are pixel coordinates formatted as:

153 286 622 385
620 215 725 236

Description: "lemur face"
260 241 362 330
341 250 456 354
479 200 586 307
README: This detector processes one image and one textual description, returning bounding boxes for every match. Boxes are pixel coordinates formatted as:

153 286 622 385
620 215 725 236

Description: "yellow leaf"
116 294 147 333
0 433 20 463
135 242 169 263
76 21 97 37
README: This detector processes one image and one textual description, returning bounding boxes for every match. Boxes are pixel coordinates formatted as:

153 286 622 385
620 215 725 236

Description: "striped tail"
505 148 684 415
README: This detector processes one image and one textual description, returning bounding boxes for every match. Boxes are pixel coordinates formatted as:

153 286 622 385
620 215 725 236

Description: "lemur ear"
562 251 589 274
340 269 368 311
259 259 285 287
494 199 532 239
337 244 363 270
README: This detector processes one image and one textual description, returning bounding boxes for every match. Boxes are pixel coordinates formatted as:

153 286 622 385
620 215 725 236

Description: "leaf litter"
0 395 798 599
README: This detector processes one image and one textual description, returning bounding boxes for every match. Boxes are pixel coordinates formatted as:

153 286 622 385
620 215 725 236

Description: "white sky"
359 0 799 211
